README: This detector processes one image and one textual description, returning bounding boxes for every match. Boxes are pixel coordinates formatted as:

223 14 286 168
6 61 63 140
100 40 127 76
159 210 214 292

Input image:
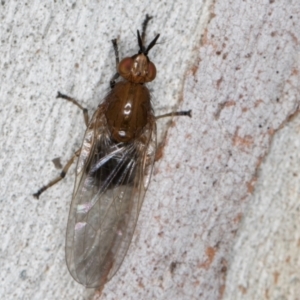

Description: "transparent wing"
65 105 156 288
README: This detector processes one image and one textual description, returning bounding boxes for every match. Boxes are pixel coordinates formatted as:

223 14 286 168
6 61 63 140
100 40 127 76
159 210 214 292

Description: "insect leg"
57 92 89 127
141 14 153 45
110 39 120 89
155 110 192 120
112 39 120 67
33 149 80 199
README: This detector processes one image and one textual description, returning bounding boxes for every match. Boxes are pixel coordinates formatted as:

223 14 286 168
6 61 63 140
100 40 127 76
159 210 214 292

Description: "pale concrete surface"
0 0 299 299
223 107 300 299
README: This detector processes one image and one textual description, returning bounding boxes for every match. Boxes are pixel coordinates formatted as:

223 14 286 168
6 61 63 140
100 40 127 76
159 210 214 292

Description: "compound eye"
145 61 156 82
118 57 133 78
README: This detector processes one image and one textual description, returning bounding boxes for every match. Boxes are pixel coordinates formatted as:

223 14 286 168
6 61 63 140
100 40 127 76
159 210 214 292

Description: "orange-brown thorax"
105 81 152 143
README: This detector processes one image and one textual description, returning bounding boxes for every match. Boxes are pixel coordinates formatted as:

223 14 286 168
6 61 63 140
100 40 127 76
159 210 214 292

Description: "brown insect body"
105 81 153 143
65 28 159 288
104 38 157 144
33 15 191 290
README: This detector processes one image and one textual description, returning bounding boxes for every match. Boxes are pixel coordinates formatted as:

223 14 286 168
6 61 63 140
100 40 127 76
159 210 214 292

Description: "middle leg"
57 91 89 127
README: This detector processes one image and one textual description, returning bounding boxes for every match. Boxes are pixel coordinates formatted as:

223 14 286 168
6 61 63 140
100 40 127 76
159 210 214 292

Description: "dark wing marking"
65 105 156 288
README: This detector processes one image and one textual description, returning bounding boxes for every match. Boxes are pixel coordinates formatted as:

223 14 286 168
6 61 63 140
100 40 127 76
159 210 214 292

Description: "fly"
33 15 191 289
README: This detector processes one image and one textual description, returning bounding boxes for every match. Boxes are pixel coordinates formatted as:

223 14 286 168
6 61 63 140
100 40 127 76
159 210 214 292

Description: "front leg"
110 39 120 89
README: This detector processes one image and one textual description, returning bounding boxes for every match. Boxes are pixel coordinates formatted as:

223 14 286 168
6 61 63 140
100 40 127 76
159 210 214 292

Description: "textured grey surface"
0 1 206 299
0 0 300 299
223 110 300 299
